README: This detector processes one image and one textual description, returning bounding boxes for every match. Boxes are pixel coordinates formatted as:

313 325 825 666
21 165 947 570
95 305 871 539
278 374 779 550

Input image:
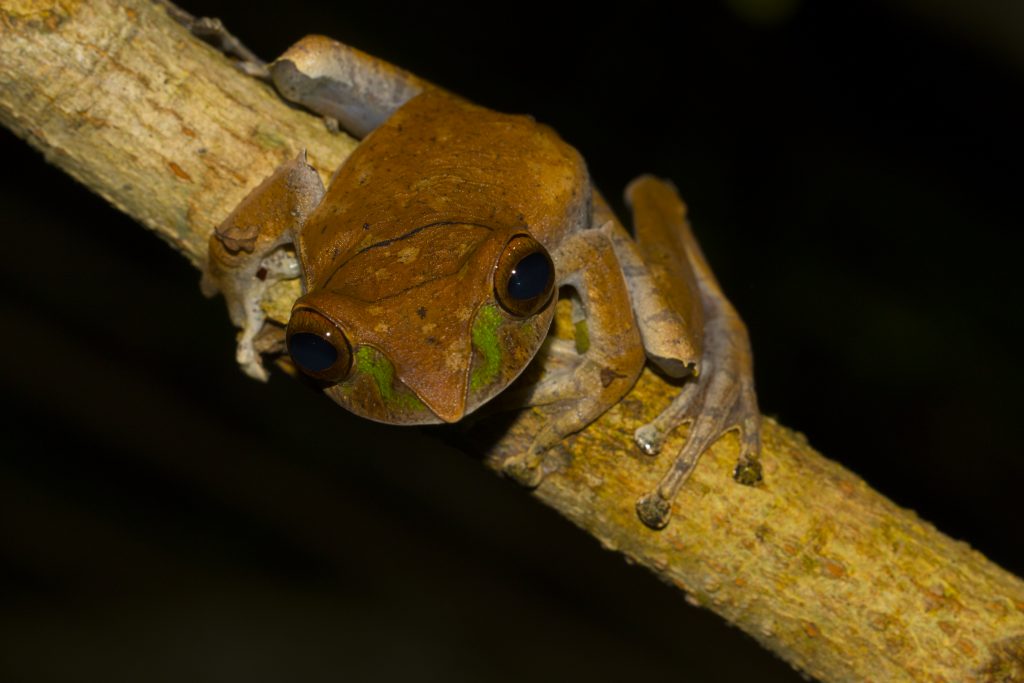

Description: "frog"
198 32 763 530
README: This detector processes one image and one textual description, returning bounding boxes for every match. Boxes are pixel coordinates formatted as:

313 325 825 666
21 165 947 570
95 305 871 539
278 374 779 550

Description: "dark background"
1 0 1022 680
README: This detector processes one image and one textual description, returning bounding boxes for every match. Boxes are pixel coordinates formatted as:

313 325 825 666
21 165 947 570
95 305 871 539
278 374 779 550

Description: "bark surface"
2 2 1022 681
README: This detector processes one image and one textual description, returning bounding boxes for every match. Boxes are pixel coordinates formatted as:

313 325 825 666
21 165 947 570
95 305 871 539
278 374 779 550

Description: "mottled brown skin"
202 34 762 528
294 91 587 423
297 91 590 287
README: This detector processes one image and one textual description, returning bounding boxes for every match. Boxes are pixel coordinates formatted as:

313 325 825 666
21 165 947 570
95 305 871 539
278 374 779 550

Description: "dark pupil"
289 332 338 372
507 251 551 301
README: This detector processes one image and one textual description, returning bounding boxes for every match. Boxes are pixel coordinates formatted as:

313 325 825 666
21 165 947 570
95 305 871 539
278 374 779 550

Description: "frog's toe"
502 455 545 488
636 491 673 530
167 7 269 75
236 340 269 382
634 424 663 456
240 358 269 382
633 378 702 456
634 365 762 530
732 408 763 486
734 457 763 486
636 404 728 529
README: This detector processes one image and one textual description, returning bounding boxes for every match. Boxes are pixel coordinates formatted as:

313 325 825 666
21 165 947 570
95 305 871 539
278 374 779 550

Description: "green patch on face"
471 304 504 391
354 346 424 411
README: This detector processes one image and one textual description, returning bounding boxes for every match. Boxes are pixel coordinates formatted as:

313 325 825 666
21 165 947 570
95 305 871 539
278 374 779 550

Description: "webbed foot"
634 314 762 529
498 417 580 489
610 176 763 530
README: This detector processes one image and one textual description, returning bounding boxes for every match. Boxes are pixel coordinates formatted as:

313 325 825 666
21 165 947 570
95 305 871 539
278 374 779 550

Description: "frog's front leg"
201 154 324 380
501 230 647 486
615 176 763 530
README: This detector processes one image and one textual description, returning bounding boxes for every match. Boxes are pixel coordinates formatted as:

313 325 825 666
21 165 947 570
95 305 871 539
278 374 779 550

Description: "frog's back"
297 90 591 291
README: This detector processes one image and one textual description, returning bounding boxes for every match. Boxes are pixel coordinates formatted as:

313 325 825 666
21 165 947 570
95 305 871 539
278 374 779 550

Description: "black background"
1 1 1022 681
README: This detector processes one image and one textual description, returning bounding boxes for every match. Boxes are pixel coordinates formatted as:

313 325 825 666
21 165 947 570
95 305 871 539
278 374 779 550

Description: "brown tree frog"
200 34 762 529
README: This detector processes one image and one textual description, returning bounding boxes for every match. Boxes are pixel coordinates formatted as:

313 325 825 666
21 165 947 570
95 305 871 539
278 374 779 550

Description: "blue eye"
288 332 339 373
507 252 552 301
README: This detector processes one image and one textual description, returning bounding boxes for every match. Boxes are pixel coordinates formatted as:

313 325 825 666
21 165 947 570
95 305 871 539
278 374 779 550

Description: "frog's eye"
495 235 555 317
286 308 353 382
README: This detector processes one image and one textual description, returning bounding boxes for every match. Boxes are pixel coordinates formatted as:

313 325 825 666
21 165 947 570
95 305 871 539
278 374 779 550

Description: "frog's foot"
230 285 274 382
235 330 268 382
225 246 301 382
203 154 324 382
501 450 546 488
635 317 762 530
158 0 269 77
499 421 568 488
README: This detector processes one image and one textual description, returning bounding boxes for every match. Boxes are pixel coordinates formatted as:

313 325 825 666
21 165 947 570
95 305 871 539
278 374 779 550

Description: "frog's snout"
423 398 465 424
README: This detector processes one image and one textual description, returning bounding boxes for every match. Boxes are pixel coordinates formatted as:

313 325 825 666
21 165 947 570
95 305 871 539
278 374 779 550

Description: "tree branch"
2 1 1022 681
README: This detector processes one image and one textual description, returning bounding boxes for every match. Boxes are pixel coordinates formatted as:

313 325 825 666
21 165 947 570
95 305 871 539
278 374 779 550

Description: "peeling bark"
1 1 1022 681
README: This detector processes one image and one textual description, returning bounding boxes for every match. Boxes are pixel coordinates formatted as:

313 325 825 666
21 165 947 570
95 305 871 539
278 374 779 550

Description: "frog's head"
284 223 556 425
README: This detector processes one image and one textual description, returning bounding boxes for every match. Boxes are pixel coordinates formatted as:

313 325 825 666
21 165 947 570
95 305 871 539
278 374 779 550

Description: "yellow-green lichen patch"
470 304 504 390
2 1 77 30
253 127 287 150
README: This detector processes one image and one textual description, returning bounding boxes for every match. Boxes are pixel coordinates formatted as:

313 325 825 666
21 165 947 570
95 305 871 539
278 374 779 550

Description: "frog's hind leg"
500 230 646 487
158 1 269 76
612 176 763 530
269 36 434 138
160 2 430 138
